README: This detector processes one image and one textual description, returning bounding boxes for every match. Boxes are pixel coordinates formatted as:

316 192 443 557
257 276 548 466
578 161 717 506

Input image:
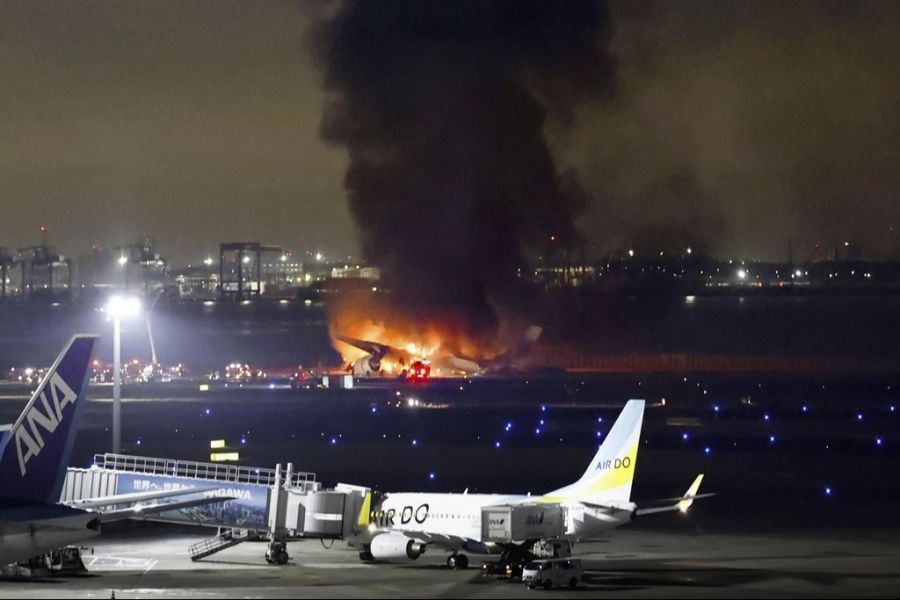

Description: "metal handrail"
92 453 316 487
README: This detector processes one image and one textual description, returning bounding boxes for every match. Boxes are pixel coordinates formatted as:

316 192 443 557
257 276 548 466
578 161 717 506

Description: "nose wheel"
447 553 469 569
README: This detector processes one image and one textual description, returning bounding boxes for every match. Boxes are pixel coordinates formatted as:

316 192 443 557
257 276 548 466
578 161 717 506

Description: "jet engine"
350 355 381 376
369 532 426 561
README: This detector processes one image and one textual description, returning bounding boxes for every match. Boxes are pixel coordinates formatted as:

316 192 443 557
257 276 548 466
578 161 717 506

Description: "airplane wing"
98 495 236 522
335 335 393 359
64 486 228 510
62 486 239 522
634 474 714 516
397 530 470 550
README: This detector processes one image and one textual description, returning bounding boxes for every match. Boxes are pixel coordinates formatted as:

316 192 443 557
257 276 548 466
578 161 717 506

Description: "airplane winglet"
676 474 704 513
634 473 714 517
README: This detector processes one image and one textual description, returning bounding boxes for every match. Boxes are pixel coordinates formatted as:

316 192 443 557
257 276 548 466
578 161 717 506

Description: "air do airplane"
350 399 710 569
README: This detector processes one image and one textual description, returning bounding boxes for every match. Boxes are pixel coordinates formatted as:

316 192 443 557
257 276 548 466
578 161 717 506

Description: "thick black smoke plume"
312 0 615 335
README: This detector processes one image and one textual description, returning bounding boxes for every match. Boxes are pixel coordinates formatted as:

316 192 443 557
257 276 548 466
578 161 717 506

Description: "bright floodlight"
107 295 141 319
204 257 213 266
737 269 747 280
117 255 128 266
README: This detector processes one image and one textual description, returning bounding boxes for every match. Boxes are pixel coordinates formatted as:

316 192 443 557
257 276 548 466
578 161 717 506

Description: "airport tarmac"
1 373 898 598
2 525 899 598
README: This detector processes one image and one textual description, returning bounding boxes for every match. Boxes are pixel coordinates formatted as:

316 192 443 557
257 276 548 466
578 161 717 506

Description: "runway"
2 525 898 598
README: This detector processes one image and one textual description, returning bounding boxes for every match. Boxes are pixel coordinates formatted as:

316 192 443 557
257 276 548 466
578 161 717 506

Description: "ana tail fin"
0 335 98 503
543 399 645 503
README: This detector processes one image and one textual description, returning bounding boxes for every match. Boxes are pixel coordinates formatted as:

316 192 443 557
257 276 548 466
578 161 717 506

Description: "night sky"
1 0 899 264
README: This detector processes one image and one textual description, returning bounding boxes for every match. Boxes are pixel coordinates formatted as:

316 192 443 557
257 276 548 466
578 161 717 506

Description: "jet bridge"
62 453 371 563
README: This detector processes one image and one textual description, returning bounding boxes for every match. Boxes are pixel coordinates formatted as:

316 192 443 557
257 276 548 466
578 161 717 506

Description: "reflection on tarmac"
3 527 900 598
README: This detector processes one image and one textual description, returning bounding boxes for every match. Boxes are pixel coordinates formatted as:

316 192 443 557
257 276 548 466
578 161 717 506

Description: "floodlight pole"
112 315 122 453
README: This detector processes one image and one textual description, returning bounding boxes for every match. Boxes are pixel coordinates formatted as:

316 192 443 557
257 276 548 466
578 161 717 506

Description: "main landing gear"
447 553 469 570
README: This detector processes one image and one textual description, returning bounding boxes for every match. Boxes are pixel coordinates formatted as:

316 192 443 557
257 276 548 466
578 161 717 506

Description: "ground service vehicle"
522 558 583 590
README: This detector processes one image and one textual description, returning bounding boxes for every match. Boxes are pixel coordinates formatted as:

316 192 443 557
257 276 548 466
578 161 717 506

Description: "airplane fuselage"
0 503 99 565
371 492 635 545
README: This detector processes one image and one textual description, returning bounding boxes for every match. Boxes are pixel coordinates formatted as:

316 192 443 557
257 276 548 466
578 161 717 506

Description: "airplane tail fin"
0 335 98 503
542 399 645 503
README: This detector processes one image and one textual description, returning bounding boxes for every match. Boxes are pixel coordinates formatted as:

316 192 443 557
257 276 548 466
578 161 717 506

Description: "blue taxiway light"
428 472 436 480
824 486 833 496
856 412 864 421
712 404 720 413
768 435 776 444
763 413 771 421
876 437 884 447
411 439 418 447
801 405 809 413
330 437 337 445
703 446 711 454
494 441 501 448
682 432 690 441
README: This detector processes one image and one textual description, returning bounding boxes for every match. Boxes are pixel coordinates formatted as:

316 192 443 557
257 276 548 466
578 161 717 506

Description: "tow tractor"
481 546 536 581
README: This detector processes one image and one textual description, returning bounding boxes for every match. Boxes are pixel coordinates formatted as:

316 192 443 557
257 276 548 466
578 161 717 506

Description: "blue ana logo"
13 373 77 476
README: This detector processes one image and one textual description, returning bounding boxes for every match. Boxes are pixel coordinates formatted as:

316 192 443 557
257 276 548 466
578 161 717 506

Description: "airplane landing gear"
447 553 469 570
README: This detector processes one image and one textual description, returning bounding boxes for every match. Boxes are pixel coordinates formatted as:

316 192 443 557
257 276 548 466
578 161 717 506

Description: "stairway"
188 529 253 561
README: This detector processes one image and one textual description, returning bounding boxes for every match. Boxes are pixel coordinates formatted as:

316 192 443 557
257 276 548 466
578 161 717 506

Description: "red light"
407 360 431 383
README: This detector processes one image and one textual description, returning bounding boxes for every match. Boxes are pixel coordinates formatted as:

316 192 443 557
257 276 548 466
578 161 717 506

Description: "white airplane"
350 399 710 568
0 335 235 567
336 325 545 378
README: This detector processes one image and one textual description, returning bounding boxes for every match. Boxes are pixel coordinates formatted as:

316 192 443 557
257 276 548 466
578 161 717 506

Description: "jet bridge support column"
265 463 290 564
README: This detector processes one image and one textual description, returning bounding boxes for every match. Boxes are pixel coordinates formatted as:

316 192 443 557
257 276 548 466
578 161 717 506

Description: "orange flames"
326 285 509 372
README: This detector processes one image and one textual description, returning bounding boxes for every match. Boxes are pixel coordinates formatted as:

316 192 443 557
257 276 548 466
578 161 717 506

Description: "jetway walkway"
62 453 371 563
88 453 319 488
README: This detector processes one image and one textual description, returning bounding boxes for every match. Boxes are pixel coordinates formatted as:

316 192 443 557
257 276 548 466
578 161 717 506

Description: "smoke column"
312 0 615 338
